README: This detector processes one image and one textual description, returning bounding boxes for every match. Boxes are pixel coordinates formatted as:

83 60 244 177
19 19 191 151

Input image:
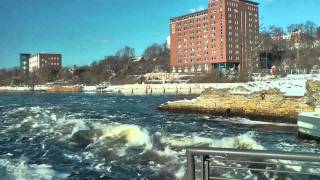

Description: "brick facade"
170 0 259 73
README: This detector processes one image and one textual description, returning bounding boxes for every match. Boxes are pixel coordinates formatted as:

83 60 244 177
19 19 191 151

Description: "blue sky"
0 0 319 68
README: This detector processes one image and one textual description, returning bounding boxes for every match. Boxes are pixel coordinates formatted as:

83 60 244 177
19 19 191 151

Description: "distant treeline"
0 43 170 86
1 21 320 86
259 20 320 70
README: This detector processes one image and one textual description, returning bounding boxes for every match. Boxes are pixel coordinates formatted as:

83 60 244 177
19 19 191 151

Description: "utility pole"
296 42 300 63
265 52 268 69
294 30 300 68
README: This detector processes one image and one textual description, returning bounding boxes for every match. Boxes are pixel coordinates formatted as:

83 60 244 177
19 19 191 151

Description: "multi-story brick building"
170 0 259 73
29 53 62 72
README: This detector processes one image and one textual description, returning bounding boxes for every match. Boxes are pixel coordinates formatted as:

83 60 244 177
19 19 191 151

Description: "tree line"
259 20 320 71
1 21 320 85
0 43 170 86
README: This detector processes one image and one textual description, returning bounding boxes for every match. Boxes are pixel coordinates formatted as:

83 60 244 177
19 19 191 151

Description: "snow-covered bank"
1 74 319 95
0 86 31 92
237 74 320 96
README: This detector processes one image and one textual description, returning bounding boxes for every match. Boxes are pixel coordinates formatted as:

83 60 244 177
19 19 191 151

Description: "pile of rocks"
305 80 320 107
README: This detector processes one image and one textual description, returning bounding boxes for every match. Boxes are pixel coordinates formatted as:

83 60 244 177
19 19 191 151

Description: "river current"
0 93 319 180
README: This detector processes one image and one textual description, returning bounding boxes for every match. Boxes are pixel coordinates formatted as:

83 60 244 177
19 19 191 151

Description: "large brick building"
29 53 62 72
170 0 259 73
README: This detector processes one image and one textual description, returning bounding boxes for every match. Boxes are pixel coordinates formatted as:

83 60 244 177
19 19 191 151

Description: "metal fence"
187 147 320 180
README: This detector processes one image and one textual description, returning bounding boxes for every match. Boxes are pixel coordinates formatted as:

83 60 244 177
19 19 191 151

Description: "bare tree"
287 24 304 34
269 26 285 37
142 43 163 60
115 46 135 61
303 20 317 37
317 27 320 40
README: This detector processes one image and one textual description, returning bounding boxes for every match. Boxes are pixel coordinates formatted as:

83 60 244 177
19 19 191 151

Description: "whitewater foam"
211 117 297 127
159 131 264 150
160 135 213 148
213 131 264 150
97 124 153 150
0 158 69 180
1 104 300 179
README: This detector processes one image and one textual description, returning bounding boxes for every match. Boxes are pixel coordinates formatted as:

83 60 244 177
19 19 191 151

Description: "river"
0 93 319 179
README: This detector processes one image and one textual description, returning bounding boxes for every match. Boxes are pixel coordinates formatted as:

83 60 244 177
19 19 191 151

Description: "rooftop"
170 0 258 23
211 0 259 5
30 53 62 58
170 9 208 23
239 0 259 6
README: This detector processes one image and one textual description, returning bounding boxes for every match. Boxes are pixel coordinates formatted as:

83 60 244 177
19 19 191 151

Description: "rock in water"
72 130 100 147
159 81 320 123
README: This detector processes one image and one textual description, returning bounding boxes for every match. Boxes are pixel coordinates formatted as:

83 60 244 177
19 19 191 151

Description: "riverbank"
0 85 81 93
0 83 243 95
101 83 243 95
1 74 319 95
158 80 320 123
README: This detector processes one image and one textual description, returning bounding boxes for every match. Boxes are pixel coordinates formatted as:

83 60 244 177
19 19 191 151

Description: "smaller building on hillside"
20 53 31 72
29 53 62 72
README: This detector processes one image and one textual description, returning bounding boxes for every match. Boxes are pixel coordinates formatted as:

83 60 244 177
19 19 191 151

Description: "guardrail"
187 147 320 180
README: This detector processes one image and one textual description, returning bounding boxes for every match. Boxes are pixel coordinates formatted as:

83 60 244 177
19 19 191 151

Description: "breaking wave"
203 116 297 127
1 106 270 179
2 96 319 180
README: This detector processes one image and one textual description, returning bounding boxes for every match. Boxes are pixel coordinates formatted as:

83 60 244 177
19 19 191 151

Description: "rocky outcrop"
305 80 320 107
159 82 318 123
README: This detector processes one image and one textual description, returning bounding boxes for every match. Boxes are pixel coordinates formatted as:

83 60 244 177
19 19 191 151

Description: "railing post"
202 155 210 180
187 150 195 180
186 147 320 180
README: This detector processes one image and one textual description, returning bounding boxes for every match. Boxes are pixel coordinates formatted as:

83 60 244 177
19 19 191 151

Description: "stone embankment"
47 85 82 93
159 80 320 123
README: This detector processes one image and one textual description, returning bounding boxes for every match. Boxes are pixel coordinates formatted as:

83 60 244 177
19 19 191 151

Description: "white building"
29 53 62 72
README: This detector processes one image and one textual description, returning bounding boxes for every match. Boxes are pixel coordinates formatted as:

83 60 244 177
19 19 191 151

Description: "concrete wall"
102 83 244 95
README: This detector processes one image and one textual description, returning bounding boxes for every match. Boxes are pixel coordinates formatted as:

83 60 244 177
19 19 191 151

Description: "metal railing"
187 147 320 180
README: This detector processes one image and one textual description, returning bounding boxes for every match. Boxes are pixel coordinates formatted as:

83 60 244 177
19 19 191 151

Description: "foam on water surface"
1 94 319 179
0 158 69 180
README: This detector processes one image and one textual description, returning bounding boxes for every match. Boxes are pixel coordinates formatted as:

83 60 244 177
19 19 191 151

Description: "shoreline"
0 83 245 95
1 74 319 95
